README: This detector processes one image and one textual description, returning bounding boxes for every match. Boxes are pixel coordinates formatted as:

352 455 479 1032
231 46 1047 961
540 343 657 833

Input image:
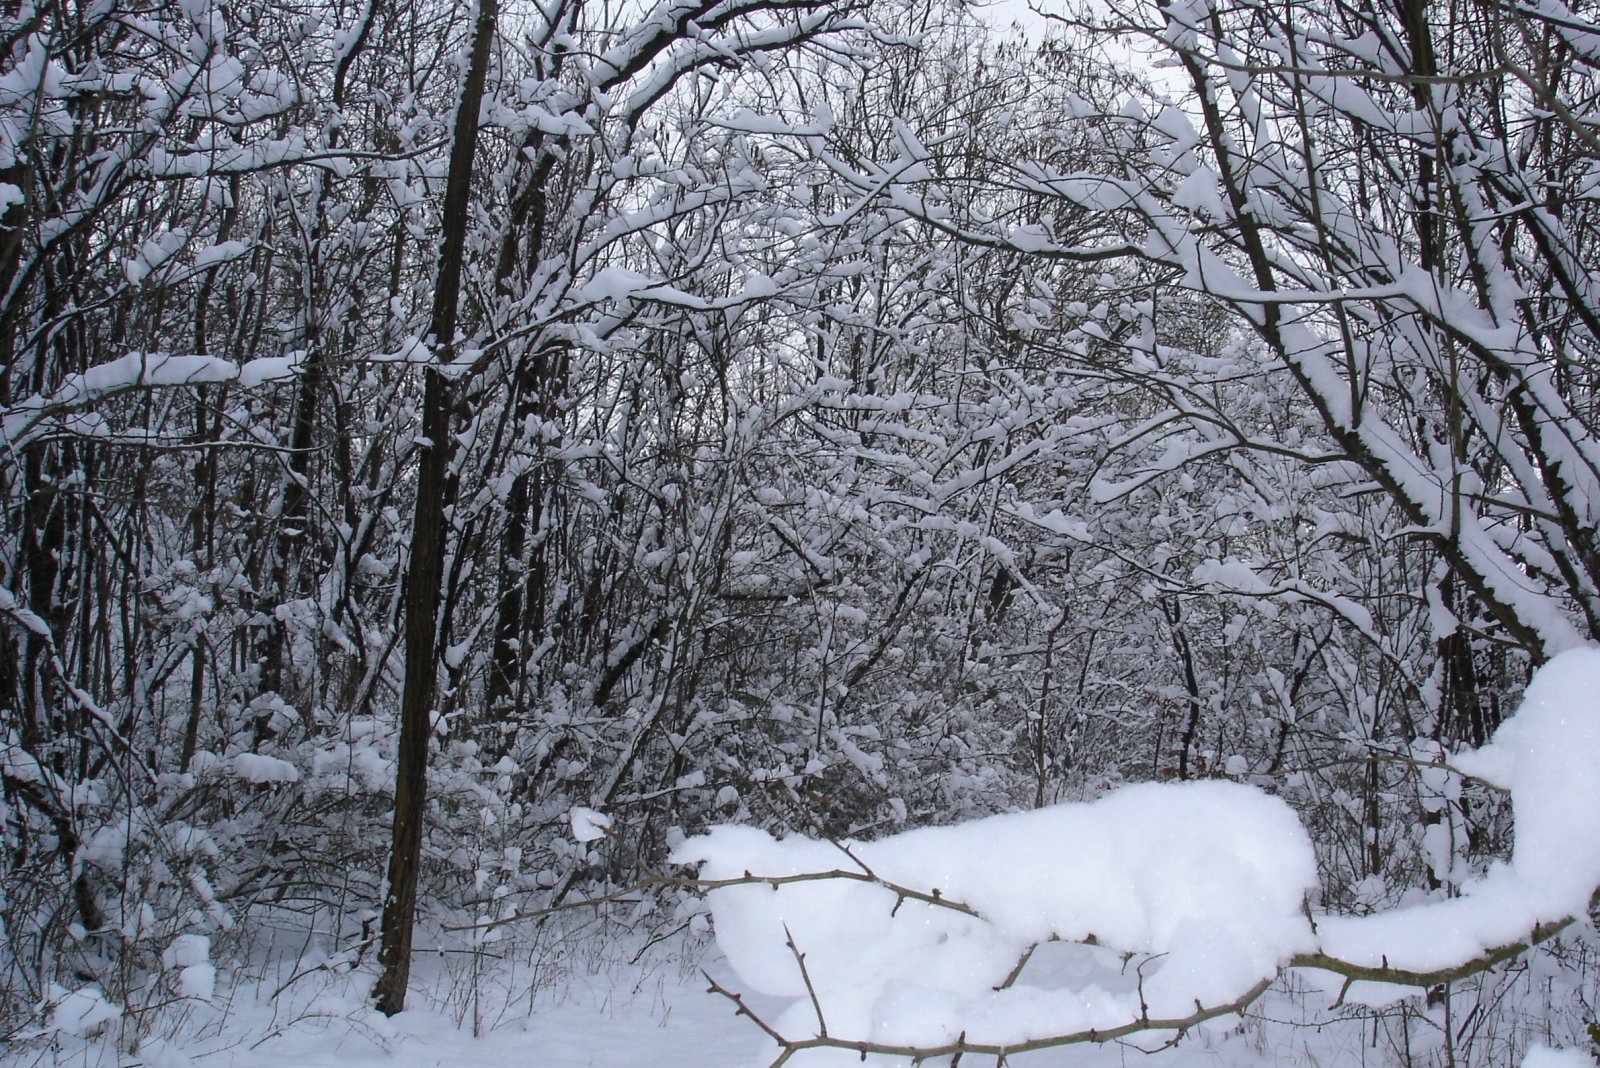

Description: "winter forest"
8 0 1600 1063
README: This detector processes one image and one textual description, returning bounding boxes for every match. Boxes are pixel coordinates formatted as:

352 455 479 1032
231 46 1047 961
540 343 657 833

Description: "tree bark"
373 0 498 1016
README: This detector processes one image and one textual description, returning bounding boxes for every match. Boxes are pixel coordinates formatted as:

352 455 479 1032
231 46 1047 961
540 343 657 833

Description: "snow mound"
49 986 121 1037
673 780 1318 1051
164 934 216 999
231 752 299 784
1456 647 1600 909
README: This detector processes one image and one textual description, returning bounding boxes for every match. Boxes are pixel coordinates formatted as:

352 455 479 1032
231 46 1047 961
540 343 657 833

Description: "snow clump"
674 780 1318 1054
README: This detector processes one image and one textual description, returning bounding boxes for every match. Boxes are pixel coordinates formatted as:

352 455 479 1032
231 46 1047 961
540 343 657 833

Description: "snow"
1319 647 1600 978
163 933 211 969
1 349 313 445
581 266 655 303
570 805 614 843
161 935 217 998
1455 647 1600 910
674 649 1600 1055
28 944 782 1067
232 752 300 784
48 986 121 1037
72 823 126 871
176 962 218 999
19 926 1590 1068
674 781 1319 1052
1171 167 1226 219
9 0 1600 1065
1524 1047 1598 1068
238 350 308 386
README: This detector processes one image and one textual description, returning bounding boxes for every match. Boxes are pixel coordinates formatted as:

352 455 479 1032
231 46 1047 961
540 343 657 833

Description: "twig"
783 923 828 1037
704 970 789 1046
995 944 1037 991
443 867 981 934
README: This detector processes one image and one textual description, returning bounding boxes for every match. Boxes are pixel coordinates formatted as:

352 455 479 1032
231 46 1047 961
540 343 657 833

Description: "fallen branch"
703 969 1277 1066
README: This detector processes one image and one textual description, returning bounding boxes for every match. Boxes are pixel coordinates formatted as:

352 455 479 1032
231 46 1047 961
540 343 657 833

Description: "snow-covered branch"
675 649 1600 1064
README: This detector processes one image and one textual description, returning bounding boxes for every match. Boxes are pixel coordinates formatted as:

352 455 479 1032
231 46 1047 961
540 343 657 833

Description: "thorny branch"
702 971 1280 1066
440 865 980 934
783 922 828 1037
465 867 1596 1062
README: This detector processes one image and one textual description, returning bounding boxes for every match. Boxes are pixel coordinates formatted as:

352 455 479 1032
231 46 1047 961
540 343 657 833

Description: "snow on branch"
0 350 307 446
672 648 1600 1065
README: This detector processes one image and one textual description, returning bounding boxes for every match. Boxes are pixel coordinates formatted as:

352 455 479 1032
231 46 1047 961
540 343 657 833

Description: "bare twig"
783 923 828 1037
995 944 1037 991
704 970 790 1047
443 866 981 934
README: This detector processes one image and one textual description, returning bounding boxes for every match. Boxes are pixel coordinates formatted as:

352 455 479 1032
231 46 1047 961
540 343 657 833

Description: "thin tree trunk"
373 0 498 1016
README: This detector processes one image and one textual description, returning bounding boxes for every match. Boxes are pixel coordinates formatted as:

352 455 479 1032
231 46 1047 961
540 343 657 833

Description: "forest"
4 0 1600 1063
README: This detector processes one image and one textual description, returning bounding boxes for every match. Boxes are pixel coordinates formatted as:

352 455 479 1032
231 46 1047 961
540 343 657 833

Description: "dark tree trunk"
373 0 498 1017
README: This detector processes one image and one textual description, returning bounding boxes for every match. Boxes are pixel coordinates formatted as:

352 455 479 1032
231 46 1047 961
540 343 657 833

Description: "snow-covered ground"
9 927 1587 1068
0 956 1301 1068
12 936 1594 1068
16 934 770 1068
206 958 778 1068
17 649 1600 1068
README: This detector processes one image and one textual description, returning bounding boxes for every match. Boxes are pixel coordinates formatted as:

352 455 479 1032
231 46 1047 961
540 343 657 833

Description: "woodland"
4 0 1600 1062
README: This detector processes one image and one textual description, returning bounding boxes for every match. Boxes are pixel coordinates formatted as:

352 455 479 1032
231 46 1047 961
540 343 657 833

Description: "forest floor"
2 919 1474 1068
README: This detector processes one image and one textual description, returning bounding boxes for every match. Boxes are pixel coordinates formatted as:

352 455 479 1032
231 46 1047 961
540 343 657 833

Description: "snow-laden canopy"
673 647 1600 1063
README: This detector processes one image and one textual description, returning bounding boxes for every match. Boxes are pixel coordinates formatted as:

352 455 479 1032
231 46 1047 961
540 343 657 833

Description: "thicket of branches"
2 0 1599 1057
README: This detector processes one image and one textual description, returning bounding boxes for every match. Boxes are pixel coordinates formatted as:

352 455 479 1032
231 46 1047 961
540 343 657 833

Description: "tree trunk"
373 0 498 1016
